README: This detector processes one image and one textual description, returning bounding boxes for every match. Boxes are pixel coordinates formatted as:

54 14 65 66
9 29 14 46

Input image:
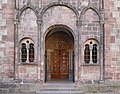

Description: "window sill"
81 63 100 66
20 62 38 65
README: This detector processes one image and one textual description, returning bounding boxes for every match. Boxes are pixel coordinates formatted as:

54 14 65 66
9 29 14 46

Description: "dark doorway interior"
45 25 74 82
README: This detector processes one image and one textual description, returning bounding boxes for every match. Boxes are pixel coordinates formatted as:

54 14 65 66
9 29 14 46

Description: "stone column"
89 44 93 64
37 18 42 83
15 0 19 10
99 0 104 10
26 43 29 63
14 18 19 79
75 20 82 85
99 19 105 81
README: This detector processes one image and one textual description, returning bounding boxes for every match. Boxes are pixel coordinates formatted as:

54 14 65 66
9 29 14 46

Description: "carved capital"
37 19 42 25
100 20 104 25
76 20 82 26
14 19 19 25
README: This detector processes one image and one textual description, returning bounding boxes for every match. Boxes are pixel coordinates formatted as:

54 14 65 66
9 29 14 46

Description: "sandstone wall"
1 0 120 83
0 0 14 79
105 0 120 80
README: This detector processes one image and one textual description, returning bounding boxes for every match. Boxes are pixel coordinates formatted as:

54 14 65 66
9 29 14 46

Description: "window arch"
84 44 90 63
21 43 27 62
84 39 99 64
20 38 35 63
92 44 97 63
29 43 34 62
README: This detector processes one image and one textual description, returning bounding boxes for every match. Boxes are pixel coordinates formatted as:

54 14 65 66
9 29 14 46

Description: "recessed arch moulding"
80 8 103 82
15 1 104 83
41 5 77 38
16 8 38 81
40 5 79 83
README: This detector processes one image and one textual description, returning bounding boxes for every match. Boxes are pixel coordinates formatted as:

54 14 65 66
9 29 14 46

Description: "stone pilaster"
14 19 19 79
37 18 43 83
100 19 105 81
75 20 82 84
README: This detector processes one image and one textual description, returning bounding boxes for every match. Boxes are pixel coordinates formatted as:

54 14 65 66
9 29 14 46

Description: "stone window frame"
21 43 27 62
84 39 99 64
19 38 35 64
84 44 90 63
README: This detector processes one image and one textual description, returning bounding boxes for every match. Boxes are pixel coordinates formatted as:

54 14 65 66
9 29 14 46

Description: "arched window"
29 43 34 62
21 43 27 62
84 39 99 64
20 39 35 63
92 44 97 63
84 44 90 63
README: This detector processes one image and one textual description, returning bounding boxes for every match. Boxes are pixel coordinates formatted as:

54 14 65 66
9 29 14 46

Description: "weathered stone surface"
0 82 120 94
0 0 120 86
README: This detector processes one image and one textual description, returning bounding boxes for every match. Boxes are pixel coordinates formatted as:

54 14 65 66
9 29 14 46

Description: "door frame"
44 25 75 83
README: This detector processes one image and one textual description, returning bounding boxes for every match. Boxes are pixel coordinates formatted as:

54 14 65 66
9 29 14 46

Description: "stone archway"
45 25 74 82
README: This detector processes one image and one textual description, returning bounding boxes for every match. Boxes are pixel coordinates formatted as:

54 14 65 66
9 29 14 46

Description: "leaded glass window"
84 44 90 63
84 39 99 64
92 44 97 63
20 39 35 63
29 43 34 62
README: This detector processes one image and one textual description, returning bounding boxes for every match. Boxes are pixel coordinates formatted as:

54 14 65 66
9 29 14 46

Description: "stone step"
36 83 81 94
39 88 77 91
41 83 75 88
36 91 83 94
0 81 120 94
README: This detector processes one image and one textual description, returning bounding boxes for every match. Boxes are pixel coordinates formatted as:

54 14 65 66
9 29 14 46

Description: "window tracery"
20 39 34 63
84 39 99 64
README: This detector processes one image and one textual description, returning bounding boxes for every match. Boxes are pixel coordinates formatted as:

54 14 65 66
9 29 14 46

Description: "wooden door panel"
51 49 69 79
60 50 69 79
51 50 60 79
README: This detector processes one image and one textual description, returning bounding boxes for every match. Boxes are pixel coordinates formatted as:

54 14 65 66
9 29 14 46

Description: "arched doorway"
45 25 74 82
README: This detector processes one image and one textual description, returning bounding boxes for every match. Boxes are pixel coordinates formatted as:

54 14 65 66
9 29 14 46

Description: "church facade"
0 0 120 84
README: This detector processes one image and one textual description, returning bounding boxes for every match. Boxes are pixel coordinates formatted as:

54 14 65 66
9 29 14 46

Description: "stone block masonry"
0 0 120 85
105 0 120 80
0 1 7 74
0 0 15 79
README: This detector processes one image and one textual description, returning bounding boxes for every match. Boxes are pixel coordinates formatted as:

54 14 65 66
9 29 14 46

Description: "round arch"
16 5 39 19
39 2 79 19
81 36 100 52
19 37 35 44
44 24 75 43
79 5 102 20
84 37 100 44
44 24 75 82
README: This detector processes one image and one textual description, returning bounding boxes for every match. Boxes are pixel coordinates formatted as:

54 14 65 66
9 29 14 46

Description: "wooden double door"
51 49 69 79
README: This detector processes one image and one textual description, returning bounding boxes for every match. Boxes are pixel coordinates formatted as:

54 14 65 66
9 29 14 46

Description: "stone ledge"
19 62 38 66
81 63 101 66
